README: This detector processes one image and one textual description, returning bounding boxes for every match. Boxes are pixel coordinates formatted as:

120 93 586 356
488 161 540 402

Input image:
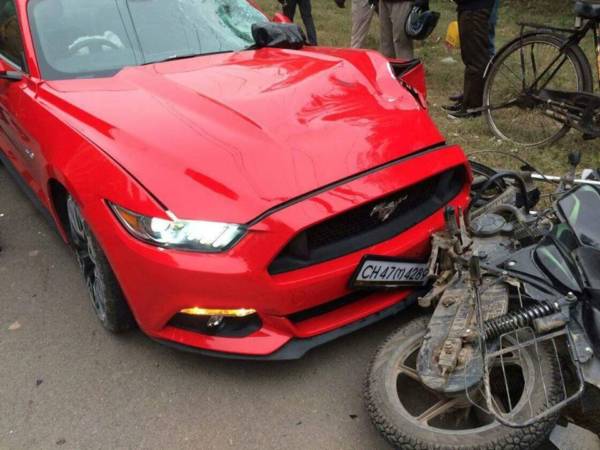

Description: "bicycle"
483 1 600 147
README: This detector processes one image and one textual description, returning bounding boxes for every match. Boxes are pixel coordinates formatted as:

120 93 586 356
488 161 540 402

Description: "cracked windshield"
28 0 267 79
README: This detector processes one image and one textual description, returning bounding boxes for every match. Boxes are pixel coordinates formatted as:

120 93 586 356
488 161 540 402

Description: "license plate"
350 256 429 288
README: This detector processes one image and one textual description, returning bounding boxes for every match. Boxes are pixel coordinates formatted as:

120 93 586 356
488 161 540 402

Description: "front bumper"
96 144 470 357
156 291 421 360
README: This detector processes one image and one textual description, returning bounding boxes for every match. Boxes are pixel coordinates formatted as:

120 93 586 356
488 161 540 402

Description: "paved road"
0 166 397 449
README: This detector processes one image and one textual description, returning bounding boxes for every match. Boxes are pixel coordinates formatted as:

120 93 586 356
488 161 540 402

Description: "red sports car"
0 0 470 358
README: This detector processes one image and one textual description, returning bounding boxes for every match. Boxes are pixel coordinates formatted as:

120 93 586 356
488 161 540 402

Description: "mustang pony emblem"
370 195 408 222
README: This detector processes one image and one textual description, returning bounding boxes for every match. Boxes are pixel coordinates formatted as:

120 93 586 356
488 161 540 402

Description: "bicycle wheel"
484 33 593 147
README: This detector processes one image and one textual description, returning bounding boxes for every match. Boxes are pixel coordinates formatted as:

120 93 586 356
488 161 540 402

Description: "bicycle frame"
517 19 598 92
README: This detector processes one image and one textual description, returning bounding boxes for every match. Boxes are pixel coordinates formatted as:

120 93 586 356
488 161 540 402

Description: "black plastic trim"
269 165 466 274
287 290 372 323
168 313 262 337
155 291 421 361
0 149 56 228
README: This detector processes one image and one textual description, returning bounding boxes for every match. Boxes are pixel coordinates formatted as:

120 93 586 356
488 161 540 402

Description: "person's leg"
390 1 414 60
282 0 298 22
351 0 375 48
488 0 500 57
459 8 492 110
379 1 395 58
298 0 317 45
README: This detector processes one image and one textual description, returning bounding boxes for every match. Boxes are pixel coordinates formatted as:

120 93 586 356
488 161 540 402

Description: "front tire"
365 316 560 450
66 195 136 333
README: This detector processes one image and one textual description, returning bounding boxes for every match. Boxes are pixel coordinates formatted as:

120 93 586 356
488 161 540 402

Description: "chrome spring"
483 302 560 340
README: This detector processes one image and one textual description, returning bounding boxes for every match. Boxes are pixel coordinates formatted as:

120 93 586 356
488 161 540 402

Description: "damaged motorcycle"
365 152 600 449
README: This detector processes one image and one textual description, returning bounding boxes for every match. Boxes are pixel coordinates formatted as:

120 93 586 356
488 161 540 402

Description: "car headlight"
108 203 246 252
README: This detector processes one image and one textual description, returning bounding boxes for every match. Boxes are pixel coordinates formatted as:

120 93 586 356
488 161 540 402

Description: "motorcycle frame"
418 167 600 428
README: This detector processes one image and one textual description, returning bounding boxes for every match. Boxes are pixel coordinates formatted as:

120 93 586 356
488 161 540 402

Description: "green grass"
255 0 600 174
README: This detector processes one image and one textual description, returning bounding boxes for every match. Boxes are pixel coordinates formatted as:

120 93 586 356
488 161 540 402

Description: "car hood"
44 48 445 224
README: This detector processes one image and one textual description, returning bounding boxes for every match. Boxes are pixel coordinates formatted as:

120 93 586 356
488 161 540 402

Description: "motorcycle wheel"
365 316 561 450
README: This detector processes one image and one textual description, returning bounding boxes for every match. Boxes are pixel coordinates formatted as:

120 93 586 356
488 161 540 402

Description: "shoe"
447 109 481 119
449 93 464 102
441 102 463 112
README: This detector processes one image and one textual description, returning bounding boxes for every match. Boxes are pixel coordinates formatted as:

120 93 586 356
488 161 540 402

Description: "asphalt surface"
0 165 399 449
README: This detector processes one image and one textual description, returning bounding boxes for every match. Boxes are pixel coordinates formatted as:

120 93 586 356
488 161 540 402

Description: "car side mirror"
0 70 23 81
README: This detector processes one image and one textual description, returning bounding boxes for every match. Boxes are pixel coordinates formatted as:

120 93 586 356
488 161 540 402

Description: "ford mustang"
0 0 470 358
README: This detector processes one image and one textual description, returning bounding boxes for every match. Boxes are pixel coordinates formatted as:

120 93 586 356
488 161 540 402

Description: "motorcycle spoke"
492 394 508 414
416 397 461 424
397 364 420 382
470 391 497 425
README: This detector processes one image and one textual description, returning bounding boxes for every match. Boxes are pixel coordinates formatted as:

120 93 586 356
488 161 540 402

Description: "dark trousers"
459 7 492 109
488 0 500 57
283 0 317 45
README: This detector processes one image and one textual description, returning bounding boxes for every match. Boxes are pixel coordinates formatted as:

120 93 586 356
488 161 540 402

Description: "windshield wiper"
141 50 235 66
142 53 201 65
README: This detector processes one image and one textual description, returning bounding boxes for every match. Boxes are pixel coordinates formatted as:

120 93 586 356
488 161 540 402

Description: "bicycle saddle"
575 1 600 19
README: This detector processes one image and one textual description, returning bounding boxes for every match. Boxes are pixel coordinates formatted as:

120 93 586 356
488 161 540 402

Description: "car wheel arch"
47 176 106 246
48 178 71 243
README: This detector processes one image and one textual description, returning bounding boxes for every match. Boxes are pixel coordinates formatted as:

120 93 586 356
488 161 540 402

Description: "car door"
0 0 43 197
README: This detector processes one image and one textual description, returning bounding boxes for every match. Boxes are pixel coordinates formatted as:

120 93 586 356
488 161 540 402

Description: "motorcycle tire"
365 316 562 450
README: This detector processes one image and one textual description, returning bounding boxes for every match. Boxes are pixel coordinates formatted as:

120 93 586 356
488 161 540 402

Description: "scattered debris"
56 438 66 446
36 379 43 387
349 414 358 420
440 56 457 65
28 250 39 257
8 321 21 331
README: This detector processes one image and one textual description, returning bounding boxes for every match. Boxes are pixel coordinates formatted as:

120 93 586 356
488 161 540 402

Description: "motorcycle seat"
575 1 600 19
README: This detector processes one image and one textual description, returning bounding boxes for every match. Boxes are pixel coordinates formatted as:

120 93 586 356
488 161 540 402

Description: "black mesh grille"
306 176 438 250
269 165 466 274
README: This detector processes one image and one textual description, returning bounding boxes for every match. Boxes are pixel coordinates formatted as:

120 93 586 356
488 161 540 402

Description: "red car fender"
27 87 168 254
45 140 167 240
42 134 170 322
394 59 427 102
